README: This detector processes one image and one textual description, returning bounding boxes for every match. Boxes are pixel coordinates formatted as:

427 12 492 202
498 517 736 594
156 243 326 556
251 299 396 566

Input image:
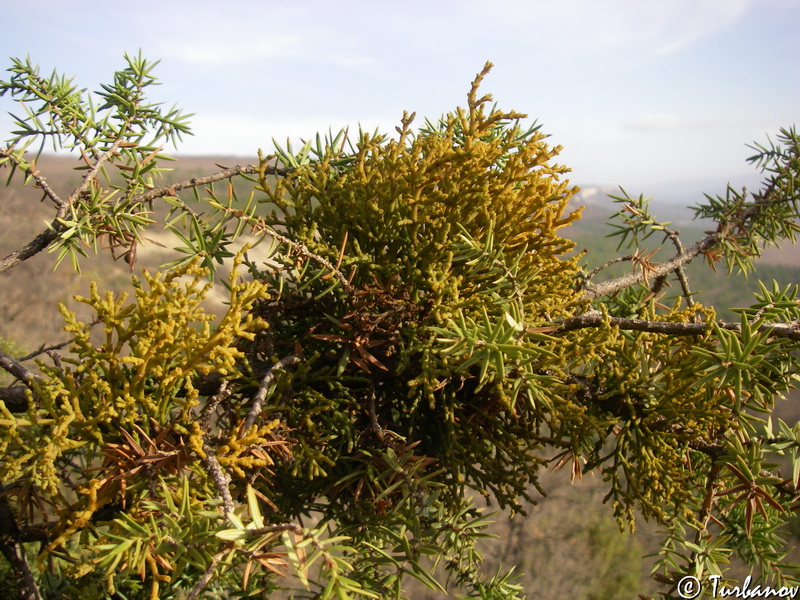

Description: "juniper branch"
211 204 355 294
586 148 799 302
0 349 41 387
557 310 800 341
186 547 228 600
202 445 236 519
581 235 718 301
0 484 42 600
0 148 65 208
242 355 301 434
0 387 28 413
0 137 123 274
129 162 289 207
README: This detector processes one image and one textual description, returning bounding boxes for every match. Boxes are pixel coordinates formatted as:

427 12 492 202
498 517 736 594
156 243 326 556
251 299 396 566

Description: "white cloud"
623 110 761 133
155 29 374 70
157 34 306 66
142 4 376 70
459 0 753 58
644 0 751 56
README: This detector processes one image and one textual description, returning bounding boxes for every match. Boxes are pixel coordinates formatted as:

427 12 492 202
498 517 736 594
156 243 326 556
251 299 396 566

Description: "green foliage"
1 55 800 600
692 126 800 275
0 52 191 272
607 188 673 251
1 258 266 492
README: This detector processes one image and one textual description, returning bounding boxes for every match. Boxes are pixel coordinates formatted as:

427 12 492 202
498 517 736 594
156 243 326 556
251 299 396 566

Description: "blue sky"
1 0 798 198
